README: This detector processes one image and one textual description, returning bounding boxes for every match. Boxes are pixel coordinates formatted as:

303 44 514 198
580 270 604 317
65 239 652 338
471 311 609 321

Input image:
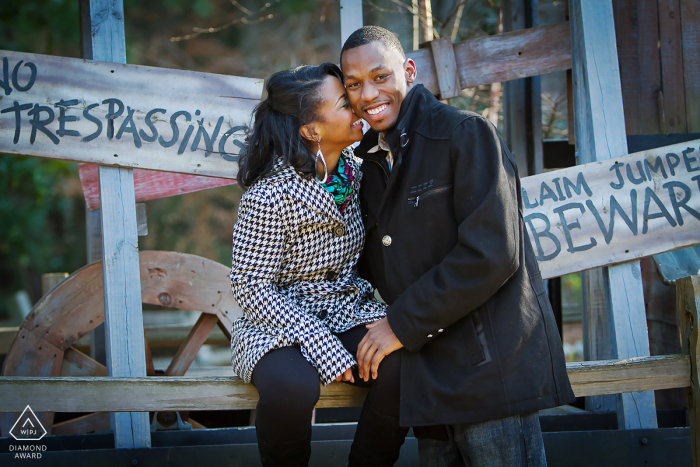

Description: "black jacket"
356 85 575 427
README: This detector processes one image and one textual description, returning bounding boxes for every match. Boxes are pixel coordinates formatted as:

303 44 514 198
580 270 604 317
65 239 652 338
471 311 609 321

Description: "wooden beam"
569 0 657 429
87 0 150 449
0 327 18 355
339 0 363 45
429 37 461 100
0 355 689 413
52 412 110 436
410 22 571 95
676 276 700 466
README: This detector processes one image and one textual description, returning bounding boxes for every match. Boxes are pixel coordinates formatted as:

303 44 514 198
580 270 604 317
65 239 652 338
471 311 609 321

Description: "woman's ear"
300 123 319 143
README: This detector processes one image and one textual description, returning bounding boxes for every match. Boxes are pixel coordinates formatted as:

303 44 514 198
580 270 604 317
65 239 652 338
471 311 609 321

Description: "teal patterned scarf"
322 156 354 213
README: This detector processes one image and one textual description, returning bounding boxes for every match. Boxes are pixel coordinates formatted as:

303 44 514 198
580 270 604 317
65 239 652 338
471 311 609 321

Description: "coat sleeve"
230 188 356 385
386 116 521 351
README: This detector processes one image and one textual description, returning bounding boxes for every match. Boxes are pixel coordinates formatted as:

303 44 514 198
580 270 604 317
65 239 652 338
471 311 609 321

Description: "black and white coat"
229 152 387 386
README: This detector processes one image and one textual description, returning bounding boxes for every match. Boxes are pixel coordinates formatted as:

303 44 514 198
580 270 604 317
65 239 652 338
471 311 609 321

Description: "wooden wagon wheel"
0 251 242 437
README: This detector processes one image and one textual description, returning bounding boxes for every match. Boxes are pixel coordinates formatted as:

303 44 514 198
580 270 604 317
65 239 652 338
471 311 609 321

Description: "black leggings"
251 325 407 467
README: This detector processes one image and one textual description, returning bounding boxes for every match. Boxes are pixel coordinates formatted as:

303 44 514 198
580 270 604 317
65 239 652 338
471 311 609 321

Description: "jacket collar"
260 150 360 224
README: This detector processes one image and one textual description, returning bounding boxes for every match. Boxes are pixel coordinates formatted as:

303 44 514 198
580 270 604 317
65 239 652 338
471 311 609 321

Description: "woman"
230 63 408 467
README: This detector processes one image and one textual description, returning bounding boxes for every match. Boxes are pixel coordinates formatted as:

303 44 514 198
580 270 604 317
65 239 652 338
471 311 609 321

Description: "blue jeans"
417 413 546 467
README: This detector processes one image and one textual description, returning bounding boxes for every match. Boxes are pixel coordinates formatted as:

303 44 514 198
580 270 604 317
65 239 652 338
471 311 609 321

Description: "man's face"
341 41 416 132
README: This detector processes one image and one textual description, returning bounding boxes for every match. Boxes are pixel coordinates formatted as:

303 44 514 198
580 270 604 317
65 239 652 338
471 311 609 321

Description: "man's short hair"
341 26 406 62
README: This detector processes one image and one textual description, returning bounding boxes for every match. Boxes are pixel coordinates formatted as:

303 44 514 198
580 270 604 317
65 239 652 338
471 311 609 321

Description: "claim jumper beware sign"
524 139 700 279
0 50 263 178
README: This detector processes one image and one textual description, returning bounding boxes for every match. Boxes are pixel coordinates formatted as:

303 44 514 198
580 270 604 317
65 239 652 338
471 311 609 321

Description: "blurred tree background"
0 0 569 321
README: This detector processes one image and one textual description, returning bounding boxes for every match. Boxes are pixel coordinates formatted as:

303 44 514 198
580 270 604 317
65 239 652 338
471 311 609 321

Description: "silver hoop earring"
315 143 328 183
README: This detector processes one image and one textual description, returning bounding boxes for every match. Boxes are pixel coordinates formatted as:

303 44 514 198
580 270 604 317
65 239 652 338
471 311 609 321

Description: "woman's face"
311 75 364 152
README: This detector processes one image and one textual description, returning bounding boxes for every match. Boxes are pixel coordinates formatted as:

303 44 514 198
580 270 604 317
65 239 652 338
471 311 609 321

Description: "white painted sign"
523 139 700 279
0 50 263 179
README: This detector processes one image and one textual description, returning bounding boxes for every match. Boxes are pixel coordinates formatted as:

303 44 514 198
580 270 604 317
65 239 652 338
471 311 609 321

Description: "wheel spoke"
166 313 218 376
64 347 107 376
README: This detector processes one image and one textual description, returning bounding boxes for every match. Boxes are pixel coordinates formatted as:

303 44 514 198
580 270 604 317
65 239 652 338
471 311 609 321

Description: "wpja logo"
8 406 48 460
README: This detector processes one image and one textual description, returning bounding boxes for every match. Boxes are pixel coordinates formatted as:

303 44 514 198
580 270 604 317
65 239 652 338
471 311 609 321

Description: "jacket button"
427 334 433 338
318 309 328 320
382 235 392 246
334 225 346 237
325 270 337 281
438 328 444 333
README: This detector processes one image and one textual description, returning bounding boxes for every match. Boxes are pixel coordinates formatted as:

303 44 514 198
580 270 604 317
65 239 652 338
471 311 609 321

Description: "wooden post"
84 0 150 448
340 0 362 45
569 0 657 429
676 276 700 466
502 0 543 177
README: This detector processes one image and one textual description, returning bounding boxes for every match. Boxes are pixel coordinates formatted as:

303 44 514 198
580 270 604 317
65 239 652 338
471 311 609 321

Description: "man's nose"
361 83 379 102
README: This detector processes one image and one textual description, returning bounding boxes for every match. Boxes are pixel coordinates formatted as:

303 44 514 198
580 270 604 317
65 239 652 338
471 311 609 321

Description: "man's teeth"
366 104 387 115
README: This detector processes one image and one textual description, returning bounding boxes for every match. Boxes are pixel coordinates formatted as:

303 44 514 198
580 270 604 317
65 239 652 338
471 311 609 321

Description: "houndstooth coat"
229 151 387 386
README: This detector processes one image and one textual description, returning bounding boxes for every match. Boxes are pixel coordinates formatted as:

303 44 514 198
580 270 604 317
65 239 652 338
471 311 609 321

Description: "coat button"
438 329 444 333
325 270 337 281
382 235 392 246
318 309 328 320
334 225 346 237
427 334 433 338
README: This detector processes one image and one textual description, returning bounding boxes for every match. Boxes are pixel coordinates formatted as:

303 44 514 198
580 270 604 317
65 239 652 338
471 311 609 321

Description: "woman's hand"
335 367 355 383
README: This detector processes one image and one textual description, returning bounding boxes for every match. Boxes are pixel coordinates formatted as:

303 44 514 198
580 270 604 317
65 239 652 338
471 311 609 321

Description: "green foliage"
0 0 81 57
0 156 86 314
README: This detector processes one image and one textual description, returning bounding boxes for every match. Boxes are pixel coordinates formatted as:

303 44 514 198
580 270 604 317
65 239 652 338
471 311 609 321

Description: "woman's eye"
341 100 350 108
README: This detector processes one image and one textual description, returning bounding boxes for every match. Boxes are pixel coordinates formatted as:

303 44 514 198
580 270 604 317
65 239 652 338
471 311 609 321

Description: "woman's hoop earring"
315 141 328 183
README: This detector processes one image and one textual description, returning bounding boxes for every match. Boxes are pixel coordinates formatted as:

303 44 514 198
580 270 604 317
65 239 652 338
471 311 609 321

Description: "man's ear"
404 58 417 84
299 123 318 143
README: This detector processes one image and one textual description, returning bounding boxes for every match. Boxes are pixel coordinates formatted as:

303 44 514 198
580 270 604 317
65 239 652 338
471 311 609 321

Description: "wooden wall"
613 0 700 135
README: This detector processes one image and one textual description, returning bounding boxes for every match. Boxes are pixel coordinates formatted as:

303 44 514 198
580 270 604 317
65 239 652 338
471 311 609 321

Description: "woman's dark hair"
237 63 344 187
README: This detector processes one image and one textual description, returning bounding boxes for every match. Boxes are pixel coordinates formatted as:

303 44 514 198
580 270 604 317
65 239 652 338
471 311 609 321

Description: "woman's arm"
230 188 355 385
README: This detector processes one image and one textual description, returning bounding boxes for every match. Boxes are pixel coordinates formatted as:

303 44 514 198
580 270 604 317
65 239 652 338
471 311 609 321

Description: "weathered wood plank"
52 412 110 436
0 355 689 412
446 21 571 91
64 347 107 377
569 0 657 429
0 327 18 355
88 0 149 448
681 0 700 132
339 0 363 45
676 276 700 466
78 163 236 211
658 0 687 133
0 49 262 178
165 313 218 377
429 38 461 100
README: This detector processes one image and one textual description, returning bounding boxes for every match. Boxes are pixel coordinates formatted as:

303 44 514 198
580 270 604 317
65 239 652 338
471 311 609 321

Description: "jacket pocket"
460 309 491 366
407 185 453 208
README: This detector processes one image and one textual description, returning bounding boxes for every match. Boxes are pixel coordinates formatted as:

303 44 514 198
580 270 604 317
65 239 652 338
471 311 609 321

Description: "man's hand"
357 317 403 381
335 367 355 383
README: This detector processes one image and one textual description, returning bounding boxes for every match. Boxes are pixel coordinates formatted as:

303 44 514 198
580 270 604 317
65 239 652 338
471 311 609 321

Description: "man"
340 26 575 466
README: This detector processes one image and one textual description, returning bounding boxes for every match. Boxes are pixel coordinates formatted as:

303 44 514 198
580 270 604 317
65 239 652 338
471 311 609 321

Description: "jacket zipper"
408 185 453 208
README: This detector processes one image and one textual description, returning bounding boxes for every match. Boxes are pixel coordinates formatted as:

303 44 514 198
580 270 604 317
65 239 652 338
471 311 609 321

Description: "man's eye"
347 82 359 88
375 74 388 81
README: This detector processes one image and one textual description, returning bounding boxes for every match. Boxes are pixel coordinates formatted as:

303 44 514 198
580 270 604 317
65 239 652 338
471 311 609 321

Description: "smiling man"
340 26 575 467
